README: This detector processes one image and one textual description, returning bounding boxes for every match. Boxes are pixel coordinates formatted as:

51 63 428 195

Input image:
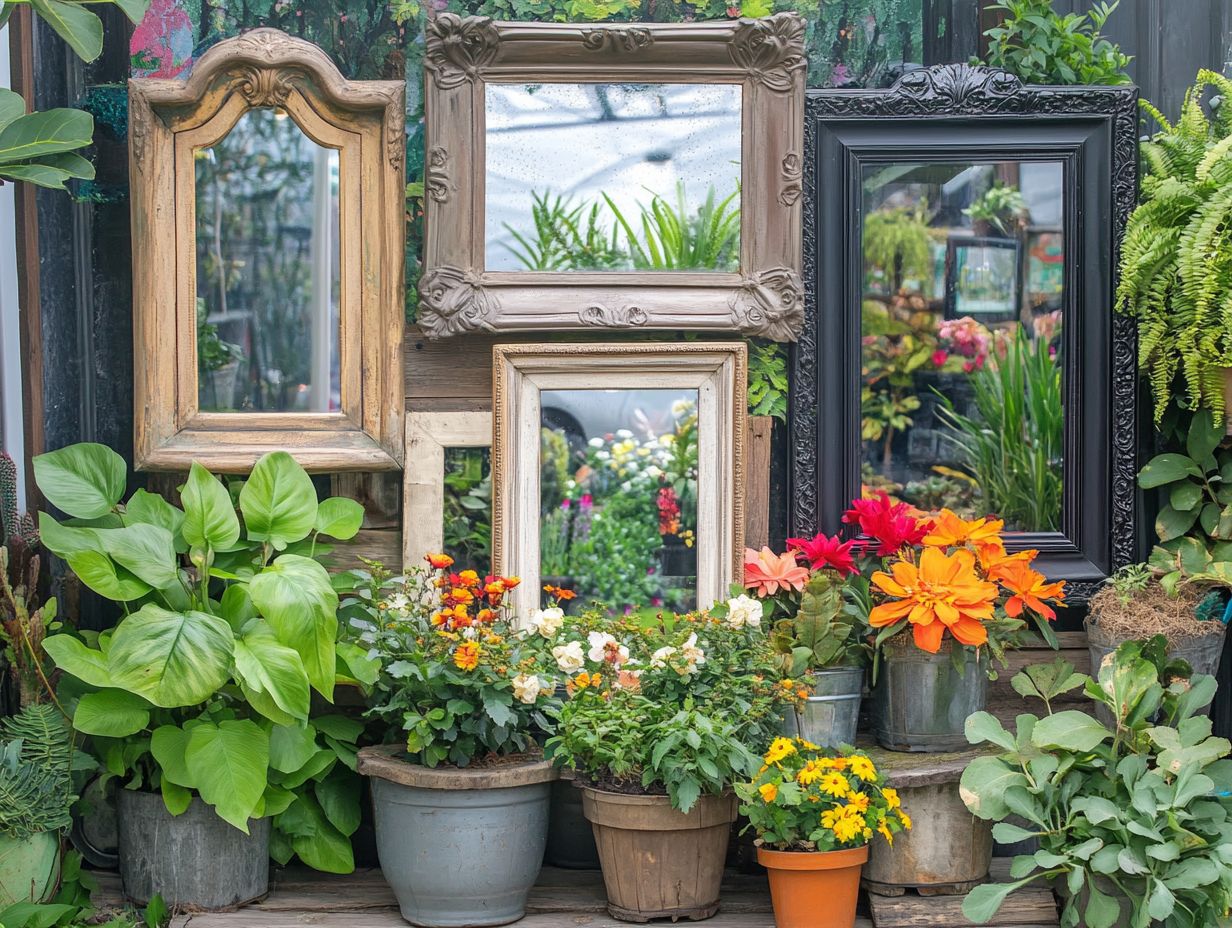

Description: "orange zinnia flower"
869 547 999 652
453 641 481 671
922 510 1005 554
426 553 454 570
744 547 810 596
990 558 1066 621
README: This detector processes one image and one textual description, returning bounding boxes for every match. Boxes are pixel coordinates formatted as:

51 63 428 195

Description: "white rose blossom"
552 641 585 673
530 606 564 639
512 674 543 704
587 631 629 665
650 646 677 669
680 633 706 673
725 594 764 630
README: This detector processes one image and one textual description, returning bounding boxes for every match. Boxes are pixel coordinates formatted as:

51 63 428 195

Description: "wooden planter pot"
581 787 736 923
757 845 868 928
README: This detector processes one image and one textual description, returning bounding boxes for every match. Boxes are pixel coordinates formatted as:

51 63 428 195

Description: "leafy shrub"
979 0 1131 86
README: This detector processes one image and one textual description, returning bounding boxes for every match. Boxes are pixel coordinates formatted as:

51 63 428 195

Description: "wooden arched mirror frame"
129 29 405 472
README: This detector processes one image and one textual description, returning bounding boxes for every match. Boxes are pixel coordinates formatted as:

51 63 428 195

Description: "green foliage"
0 851 163 927
33 443 371 871
959 641 1232 928
1104 563 1154 605
747 342 789 422
1138 408 1232 589
862 204 933 293
1116 70 1232 422
545 608 788 812
604 183 739 271
978 0 1131 86
768 574 867 675
936 328 1063 532
0 705 76 841
962 182 1027 236
501 191 624 271
442 449 492 573
196 311 242 374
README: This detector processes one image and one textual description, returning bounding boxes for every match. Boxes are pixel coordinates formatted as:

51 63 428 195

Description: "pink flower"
931 349 949 367
842 492 931 556
744 547 810 597
130 0 195 79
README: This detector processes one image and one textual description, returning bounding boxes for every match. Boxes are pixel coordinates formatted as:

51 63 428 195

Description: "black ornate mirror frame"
790 65 1141 600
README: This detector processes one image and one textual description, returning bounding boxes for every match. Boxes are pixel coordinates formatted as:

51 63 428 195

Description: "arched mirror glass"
194 107 341 414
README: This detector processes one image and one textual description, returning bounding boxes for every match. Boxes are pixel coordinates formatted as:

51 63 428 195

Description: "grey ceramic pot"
872 637 987 752
779 667 864 748
360 746 556 927
117 790 270 910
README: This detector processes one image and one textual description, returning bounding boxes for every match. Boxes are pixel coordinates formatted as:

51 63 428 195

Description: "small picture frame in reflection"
944 236 1021 323
1026 228 1065 313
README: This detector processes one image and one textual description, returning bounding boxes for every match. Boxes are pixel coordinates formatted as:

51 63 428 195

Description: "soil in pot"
581 785 736 923
757 845 868 928
359 746 555 928
117 790 270 910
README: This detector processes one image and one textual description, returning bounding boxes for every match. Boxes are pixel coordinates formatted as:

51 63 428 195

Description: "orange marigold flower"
977 545 1037 573
476 607 496 624
453 641 481 671
922 510 1005 553
445 588 475 606
458 569 480 587
426 553 454 570
503 576 521 590
744 547 810 596
869 547 999 653
990 558 1067 621
543 584 577 601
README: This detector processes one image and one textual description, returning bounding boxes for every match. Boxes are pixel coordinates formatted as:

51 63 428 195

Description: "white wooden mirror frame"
402 411 492 568
492 343 746 619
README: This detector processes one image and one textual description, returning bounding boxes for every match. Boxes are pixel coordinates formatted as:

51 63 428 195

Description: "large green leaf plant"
33 443 375 873
958 640 1232 928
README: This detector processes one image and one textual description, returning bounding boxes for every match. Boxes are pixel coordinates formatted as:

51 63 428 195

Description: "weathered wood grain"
745 415 772 551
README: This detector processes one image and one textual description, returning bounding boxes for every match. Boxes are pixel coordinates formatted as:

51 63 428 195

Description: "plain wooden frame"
492 343 746 618
418 13 805 341
129 28 406 472
402 411 492 568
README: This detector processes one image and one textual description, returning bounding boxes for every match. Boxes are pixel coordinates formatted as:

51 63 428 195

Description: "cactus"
0 452 39 547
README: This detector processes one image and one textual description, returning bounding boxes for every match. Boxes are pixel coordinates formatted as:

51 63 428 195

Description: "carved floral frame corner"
129 28 406 472
492 343 747 619
419 12 806 341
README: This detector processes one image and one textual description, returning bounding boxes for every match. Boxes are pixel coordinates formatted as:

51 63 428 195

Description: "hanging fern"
1116 70 1232 421
0 704 76 840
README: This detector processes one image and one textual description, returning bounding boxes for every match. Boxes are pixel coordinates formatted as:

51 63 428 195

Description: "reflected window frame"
492 343 746 621
791 65 1141 599
419 14 806 341
129 28 405 472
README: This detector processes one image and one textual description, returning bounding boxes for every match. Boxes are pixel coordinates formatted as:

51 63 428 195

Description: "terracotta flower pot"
581 787 736 922
757 845 869 928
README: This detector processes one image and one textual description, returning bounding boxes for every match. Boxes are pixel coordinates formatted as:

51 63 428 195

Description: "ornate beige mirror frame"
403 411 492 568
492 343 746 619
129 29 405 472
420 14 805 341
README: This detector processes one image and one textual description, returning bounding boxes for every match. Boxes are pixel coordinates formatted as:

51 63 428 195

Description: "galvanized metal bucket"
779 668 864 747
117 790 270 910
361 749 554 928
1085 617 1226 727
871 637 987 752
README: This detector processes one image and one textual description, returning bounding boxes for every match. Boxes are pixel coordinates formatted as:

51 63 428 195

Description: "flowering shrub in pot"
545 601 789 922
352 557 560 928
743 531 870 746
960 638 1232 928
737 738 909 928
31 444 372 908
855 499 1066 751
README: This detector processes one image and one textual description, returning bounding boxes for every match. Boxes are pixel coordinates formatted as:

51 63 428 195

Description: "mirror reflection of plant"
505 182 739 273
861 301 935 467
935 326 1063 532
962 182 1028 236
442 449 492 575
862 203 934 295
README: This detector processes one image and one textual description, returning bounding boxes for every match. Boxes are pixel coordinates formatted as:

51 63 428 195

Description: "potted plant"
959 639 1232 927
852 499 1066 751
0 705 78 906
736 738 910 928
545 600 788 922
743 533 869 746
351 556 558 928
196 307 244 410
33 443 372 908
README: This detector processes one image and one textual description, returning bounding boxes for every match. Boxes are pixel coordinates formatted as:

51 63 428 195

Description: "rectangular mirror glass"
539 388 699 613
484 82 742 273
859 160 1064 532
443 447 492 576
195 107 341 414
